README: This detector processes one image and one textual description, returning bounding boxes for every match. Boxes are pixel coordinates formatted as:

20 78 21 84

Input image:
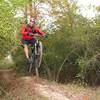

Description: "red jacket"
21 24 45 40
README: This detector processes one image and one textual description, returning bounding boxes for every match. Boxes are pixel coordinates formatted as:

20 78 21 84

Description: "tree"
0 0 29 58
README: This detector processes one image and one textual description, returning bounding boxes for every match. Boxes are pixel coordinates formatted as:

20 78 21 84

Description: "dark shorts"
22 39 36 45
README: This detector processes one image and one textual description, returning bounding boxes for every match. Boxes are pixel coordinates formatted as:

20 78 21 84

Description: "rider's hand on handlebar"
27 33 40 37
27 33 48 38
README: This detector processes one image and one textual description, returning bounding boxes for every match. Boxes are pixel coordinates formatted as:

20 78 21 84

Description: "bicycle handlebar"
27 33 48 39
27 33 40 36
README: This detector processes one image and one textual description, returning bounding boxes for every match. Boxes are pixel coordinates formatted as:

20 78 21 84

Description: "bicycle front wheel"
35 41 43 68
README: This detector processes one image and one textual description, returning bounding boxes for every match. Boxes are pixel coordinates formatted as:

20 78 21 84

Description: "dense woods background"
0 0 100 86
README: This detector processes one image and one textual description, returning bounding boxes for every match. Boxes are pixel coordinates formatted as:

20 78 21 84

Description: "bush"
77 53 100 86
85 54 100 85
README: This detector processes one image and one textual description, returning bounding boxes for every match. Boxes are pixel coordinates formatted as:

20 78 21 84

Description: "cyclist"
21 18 45 63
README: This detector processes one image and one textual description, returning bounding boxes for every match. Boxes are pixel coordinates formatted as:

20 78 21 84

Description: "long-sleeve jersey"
21 24 45 40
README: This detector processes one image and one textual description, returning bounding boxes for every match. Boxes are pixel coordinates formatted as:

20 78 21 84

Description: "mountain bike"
26 34 43 77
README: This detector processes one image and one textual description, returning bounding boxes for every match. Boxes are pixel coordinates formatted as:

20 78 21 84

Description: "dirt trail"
0 70 89 100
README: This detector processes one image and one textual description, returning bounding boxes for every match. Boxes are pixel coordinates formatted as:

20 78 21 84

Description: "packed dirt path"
0 70 98 100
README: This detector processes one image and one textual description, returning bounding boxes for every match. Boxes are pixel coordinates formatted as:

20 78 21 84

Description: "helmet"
30 18 35 24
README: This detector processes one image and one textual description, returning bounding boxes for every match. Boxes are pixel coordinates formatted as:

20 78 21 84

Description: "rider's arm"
21 24 27 35
34 27 45 37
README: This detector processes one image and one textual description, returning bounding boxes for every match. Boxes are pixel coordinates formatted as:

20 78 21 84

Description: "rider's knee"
24 44 28 49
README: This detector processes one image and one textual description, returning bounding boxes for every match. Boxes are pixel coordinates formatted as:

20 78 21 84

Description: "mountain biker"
21 18 45 62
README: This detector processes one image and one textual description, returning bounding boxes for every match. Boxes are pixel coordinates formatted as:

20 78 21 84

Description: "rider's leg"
24 44 29 59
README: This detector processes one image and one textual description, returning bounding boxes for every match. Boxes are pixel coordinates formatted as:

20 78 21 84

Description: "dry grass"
52 82 100 100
